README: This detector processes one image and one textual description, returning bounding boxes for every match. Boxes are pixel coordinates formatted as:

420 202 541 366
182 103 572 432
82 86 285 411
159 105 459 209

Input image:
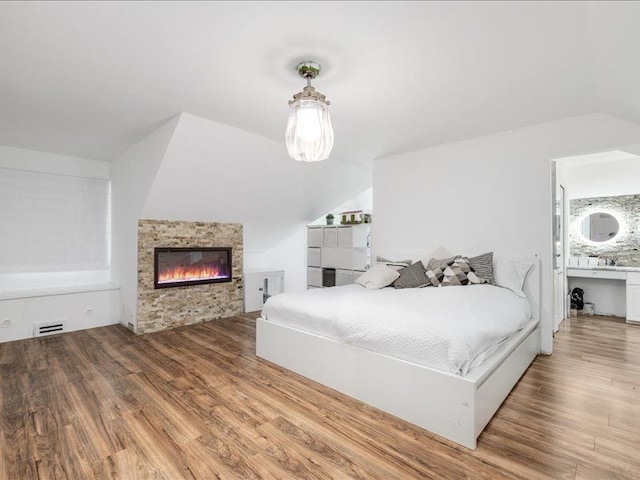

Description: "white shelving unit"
307 224 371 289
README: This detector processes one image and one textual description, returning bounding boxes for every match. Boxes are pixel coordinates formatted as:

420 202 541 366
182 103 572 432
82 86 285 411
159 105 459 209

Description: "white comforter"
261 284 532 375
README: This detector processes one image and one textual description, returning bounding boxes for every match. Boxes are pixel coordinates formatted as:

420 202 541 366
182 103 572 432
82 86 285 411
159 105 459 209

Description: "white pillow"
376 256 412 271
493 257 534 298
355 264 400 289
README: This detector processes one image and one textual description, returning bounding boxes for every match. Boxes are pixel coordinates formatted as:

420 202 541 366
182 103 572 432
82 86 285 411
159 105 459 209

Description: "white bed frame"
256 259 541 450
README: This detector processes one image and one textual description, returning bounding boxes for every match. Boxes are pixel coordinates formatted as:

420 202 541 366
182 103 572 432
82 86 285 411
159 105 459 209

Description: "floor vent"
33 321 66 337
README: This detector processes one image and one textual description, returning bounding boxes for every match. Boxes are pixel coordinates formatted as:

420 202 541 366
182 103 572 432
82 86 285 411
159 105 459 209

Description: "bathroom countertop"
567 265 640 272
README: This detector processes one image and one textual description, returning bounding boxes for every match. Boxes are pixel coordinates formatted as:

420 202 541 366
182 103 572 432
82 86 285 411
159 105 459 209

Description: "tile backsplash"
569 194 640 267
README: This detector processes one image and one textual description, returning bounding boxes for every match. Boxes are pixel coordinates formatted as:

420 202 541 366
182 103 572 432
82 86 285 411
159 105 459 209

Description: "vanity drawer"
566 268 627 280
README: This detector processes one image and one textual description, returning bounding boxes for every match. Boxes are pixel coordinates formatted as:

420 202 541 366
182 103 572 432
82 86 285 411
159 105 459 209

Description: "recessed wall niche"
569 194 640 266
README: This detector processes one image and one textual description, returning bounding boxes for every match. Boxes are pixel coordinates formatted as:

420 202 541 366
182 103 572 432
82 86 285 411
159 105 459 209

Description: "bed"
256 258 540 449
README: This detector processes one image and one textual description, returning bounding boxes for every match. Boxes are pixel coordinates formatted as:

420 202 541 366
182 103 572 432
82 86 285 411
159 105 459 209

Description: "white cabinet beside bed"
307 224 370 288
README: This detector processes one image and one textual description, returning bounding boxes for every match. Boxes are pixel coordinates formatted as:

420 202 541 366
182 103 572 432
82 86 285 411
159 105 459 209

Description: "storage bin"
307 267 322 288
322 268 336 287
308 228 323 247
307 247 321 267
335 269 353 286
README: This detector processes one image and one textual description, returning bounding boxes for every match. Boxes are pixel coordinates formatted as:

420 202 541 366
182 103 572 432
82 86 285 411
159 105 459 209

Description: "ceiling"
1 1 639 164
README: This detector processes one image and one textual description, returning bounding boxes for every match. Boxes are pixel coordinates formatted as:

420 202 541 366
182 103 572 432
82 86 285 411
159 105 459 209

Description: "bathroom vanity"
566 266 640 323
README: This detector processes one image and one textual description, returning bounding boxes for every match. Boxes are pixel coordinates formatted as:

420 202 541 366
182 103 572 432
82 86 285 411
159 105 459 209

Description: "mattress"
261 284 532 375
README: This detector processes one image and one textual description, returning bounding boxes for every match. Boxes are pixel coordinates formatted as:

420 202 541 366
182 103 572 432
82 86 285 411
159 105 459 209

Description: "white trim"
0 283 119 301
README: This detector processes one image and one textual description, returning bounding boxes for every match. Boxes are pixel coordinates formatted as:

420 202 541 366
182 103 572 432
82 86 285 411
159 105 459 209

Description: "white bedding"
261 284 532 375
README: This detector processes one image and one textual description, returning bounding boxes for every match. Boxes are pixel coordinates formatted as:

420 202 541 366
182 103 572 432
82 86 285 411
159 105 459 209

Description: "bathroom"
555 149 640 324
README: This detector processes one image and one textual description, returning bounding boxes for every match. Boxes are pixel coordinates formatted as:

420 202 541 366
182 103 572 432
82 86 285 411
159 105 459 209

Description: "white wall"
308 187 373 226
141 112 371 298
141 113 372 253
245 189 373 293
244 225 308 292
0 144 109 178
0 145 117 342
112 112 371 329
559 150 640 199
0 288 119 343
373 113 640 354
110 116 180 329
567 277 626 317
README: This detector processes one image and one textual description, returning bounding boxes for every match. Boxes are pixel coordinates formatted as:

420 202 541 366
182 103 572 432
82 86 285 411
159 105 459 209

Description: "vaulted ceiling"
1 1 639 164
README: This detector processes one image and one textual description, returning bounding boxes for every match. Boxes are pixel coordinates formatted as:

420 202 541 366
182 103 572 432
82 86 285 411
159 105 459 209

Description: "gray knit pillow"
469 252 494 284
393 261 429 289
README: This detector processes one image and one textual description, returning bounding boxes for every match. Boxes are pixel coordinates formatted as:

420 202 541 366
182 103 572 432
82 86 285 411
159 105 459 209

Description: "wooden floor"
1 313 639 479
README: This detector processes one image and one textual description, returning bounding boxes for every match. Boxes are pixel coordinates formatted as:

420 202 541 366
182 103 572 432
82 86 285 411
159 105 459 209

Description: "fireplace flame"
158 264 228 284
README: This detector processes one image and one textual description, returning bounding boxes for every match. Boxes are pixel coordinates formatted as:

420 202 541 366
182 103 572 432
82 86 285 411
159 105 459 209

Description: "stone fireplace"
137 219 243 334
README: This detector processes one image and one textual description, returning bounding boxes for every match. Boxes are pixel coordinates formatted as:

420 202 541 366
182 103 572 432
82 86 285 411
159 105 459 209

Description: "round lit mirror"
580 212 620 242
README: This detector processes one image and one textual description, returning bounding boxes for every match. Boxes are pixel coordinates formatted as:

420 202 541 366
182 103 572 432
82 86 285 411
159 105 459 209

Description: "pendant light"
285 61 334 162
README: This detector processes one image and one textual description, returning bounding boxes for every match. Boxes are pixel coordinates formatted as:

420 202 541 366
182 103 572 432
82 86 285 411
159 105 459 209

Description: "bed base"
257 317 539 450
256 258 541 449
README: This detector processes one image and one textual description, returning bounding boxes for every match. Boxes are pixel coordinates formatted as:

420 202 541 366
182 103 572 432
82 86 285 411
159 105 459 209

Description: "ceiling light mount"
296 60 320 81
285 60 334 162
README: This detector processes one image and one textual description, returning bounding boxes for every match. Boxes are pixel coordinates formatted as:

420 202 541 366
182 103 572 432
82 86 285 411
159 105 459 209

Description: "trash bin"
583 302 595 316
570 287 584 310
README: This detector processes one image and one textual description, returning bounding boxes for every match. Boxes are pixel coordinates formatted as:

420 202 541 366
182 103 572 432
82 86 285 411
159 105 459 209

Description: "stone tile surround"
137 219 243 334
569 194 640 266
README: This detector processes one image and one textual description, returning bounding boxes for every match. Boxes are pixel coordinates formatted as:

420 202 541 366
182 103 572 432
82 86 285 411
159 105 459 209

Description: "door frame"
551 160 570 334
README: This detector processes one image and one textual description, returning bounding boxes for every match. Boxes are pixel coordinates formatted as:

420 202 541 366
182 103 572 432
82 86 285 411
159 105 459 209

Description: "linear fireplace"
154 247 232 289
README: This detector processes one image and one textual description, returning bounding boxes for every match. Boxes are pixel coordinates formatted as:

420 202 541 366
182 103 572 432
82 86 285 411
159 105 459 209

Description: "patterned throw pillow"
469 252 494 284
426 255 460 271
393 261 429 289
440 257 486 287
425 267 446 287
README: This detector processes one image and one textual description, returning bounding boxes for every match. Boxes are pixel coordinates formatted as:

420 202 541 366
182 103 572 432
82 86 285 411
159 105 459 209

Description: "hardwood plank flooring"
1 313 639 479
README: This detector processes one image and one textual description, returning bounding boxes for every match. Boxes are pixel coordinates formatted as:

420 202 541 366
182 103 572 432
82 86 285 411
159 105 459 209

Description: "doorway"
551 148 640 328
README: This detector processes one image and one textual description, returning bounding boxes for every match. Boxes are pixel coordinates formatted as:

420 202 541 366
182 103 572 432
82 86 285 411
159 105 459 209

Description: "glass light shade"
286 99 334 162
